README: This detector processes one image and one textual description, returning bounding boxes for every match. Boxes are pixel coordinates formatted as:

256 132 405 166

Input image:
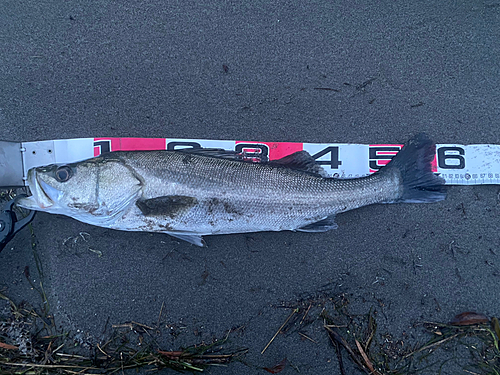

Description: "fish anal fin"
168 232 206 247
136 195 198 217
297 215 338 233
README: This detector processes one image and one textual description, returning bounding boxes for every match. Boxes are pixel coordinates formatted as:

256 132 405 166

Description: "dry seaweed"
0 292 247 374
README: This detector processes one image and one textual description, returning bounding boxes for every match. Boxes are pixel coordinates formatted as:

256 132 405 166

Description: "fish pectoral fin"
168 232 206 247
16 195 39 210
297 215 338 233
269 151 328 177
136 195 198 217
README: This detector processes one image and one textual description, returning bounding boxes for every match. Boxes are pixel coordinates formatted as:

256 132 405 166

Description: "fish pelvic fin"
381 133 446 203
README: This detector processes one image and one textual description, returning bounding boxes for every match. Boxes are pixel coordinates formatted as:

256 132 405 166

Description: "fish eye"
55 166 72 182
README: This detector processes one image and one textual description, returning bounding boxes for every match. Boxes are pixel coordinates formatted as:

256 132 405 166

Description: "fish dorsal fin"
297 214 338 232
177 148 326 176
269 151 328 177
177 148 268 162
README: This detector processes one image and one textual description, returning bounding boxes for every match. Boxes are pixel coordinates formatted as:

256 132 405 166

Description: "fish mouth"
17 169 57 210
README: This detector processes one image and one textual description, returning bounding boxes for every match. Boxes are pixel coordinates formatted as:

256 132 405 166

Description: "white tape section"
19 138 500 186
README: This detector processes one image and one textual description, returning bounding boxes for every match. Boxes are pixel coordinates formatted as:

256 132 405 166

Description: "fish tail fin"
382 133 446 203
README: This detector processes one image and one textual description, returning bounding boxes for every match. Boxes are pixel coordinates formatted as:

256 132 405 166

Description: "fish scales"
117 151 398 232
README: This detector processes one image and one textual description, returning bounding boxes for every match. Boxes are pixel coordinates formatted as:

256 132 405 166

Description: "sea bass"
18 134 445 246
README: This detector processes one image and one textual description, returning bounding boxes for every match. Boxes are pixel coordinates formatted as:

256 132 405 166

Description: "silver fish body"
18 134 445 246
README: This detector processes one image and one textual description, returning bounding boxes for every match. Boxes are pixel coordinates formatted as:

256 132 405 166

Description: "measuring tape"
3 137 499 187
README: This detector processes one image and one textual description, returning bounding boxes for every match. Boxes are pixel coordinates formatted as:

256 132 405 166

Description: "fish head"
18 156 143 223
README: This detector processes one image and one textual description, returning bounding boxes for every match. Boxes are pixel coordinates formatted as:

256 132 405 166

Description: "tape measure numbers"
17 138 500 186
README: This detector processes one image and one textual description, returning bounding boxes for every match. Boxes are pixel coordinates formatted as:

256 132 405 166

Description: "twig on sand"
325 324 382 375
298 332 317 343
157 301 165 329
300 303 312 325
355 339 377 374
403 333 461 359
261 308 299 354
